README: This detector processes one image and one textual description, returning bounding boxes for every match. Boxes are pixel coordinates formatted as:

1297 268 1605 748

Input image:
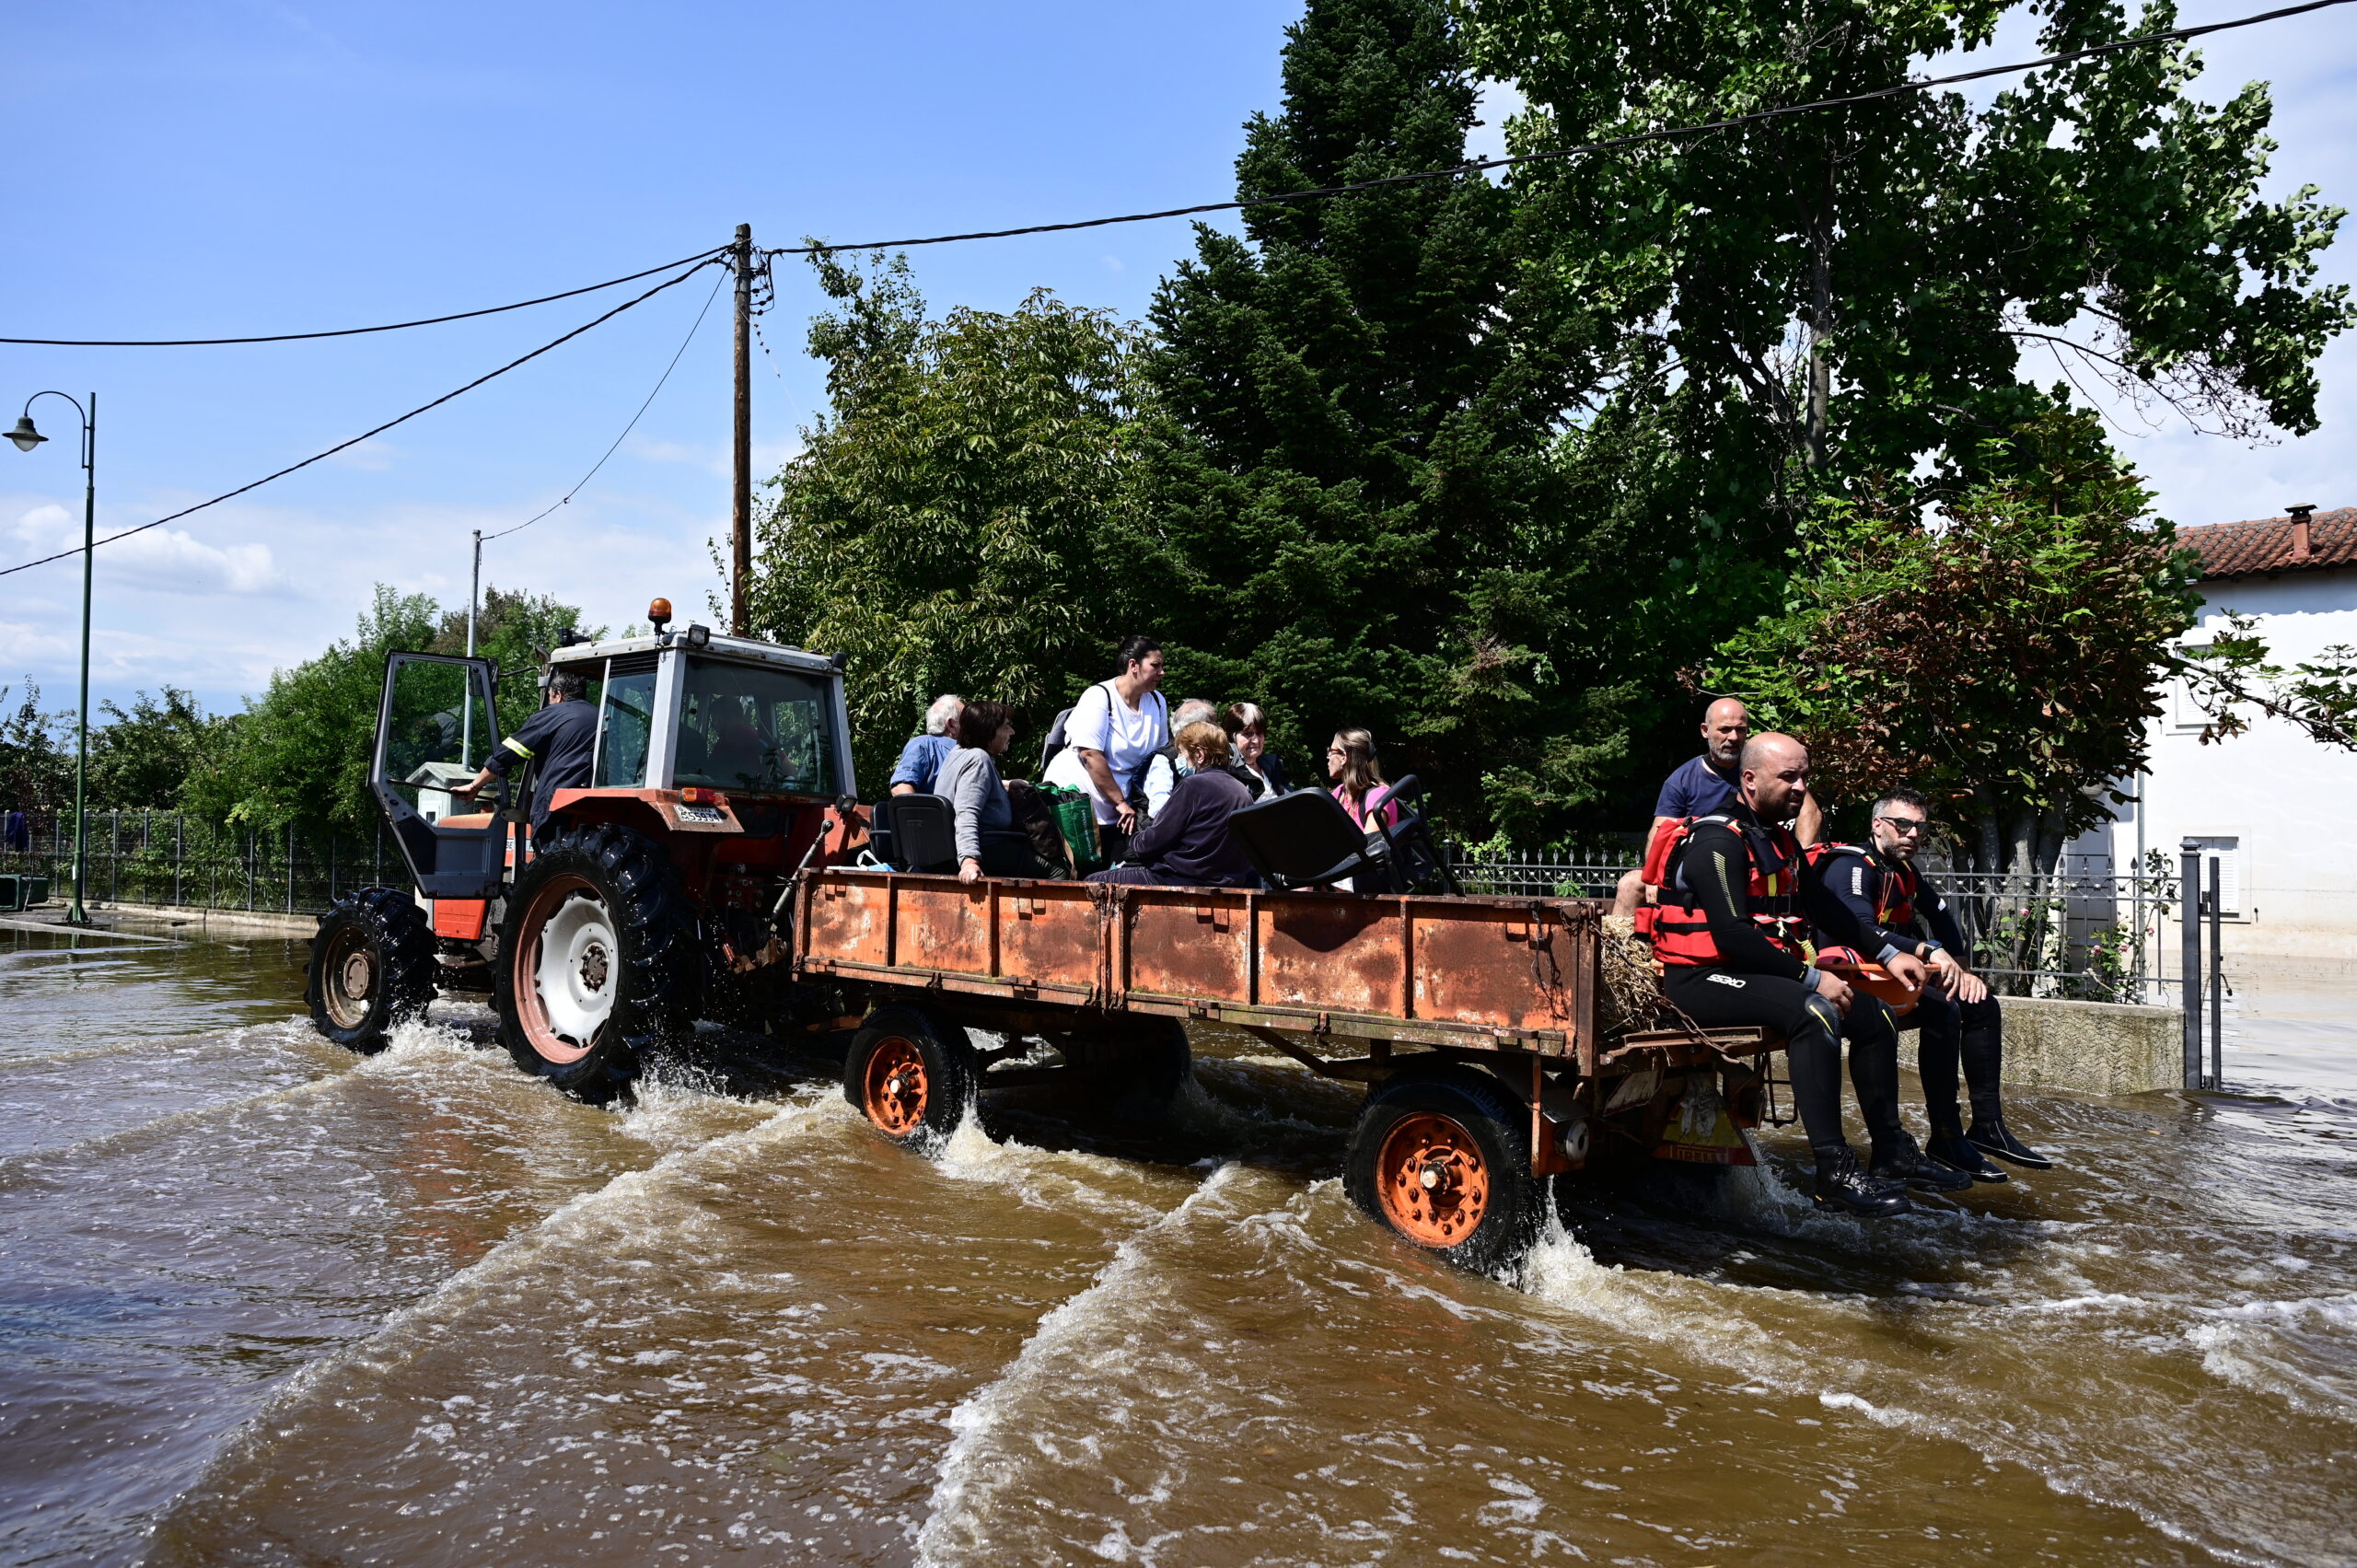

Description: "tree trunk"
1805 170 1835 471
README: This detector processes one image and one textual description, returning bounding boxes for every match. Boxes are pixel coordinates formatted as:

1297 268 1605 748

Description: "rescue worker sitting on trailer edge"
1642 732 1917 1218
454 665 596 830
1803 787 2054 1179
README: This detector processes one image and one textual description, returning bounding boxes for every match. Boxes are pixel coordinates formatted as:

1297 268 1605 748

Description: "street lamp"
8 391 97 926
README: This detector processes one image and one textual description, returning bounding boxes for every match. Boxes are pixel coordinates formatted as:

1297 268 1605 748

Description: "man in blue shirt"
888 693 964 796
1614 698 1820 916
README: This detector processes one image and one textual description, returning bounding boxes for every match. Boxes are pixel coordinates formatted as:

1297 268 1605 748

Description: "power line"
0 258 724 581
764 0 2353 257
482 263 729 542
0 246 727 348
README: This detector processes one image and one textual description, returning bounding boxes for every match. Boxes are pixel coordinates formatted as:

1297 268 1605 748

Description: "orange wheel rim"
1376 1111 1491 1248
861 1037 930 1135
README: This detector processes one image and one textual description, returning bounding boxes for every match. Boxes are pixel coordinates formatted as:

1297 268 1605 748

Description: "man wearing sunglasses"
1806 786 2053 1180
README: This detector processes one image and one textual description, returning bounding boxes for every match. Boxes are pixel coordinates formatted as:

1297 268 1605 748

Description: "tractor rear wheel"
844 1005 977 1148
306 889 435 1052
495 820 696 1104
1344 1066 1541 1275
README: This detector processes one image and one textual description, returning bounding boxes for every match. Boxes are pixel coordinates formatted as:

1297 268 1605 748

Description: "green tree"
0 680 71 830
1706 409 2202 876
1461 0 2351 492
1115 0 1659 836
431 585 604 737
87 688 215 810
745 253 1145 791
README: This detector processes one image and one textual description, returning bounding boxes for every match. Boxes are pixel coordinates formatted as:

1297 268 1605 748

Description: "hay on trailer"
1596 914 1662 1038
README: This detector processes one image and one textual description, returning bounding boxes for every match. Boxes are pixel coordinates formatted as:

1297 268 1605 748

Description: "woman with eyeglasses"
1326 728 1400 831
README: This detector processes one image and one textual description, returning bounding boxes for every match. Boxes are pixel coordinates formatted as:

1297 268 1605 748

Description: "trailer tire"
307 889 435 1052
1345 1067 1541 1274
495 820 696 1104
845 1005 977 1148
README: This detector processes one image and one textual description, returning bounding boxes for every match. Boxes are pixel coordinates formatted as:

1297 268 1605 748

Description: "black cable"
0 259 724 580
482 263 728 542
764 0 2352 256
1 246 728 348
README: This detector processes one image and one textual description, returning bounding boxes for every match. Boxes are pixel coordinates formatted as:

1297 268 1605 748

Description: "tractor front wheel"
306 889 435 1052
494 821 696 1103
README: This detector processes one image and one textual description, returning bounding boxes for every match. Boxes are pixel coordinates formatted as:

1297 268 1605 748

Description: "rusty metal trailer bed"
794 869 1786 1272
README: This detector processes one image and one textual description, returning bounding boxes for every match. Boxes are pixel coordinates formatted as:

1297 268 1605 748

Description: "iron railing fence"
1442 846 2185 1004
0 810 397 919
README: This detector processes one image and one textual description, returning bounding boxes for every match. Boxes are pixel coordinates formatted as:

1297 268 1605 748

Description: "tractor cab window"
379 656 499 824
675 656 836 796
595 656 658 788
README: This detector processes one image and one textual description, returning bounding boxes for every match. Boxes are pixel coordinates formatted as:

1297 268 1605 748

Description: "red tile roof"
2179 507 2357 579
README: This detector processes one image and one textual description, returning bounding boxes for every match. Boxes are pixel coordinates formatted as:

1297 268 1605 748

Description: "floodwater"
1 924 2351 1567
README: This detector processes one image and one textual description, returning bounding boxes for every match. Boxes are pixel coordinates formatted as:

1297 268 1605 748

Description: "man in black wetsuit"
454 666 598 831
1805 787 2053 1180
1649 732 1911 1216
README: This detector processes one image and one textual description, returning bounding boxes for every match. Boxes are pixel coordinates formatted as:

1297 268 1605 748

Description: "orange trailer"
794 869 1784 1272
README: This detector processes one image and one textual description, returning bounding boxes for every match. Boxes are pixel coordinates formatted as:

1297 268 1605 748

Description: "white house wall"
2076 567 2357 972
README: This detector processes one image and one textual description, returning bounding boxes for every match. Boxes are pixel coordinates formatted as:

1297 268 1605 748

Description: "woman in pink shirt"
1326 727 1400 830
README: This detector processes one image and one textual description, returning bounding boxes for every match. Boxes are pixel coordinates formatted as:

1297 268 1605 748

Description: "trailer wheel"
1345 1068 1540 1274
495 821 696 1104
845 1005 977 1147
306 889 435 1052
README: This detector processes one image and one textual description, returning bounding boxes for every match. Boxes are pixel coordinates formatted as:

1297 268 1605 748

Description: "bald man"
1614 699 1821 919
1648 733 1911 1216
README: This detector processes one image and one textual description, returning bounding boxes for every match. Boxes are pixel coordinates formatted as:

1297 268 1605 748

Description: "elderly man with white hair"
888 692 965 796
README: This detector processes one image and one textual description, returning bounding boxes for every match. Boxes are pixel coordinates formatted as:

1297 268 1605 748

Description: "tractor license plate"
673 804 728 825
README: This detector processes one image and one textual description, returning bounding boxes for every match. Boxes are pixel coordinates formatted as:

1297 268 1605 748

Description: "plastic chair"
1227 789 1391 891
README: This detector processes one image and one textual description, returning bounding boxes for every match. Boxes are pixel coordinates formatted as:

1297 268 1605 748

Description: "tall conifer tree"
1118 0 1627 834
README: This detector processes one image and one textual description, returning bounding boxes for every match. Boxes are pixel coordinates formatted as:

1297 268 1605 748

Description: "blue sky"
2 0 2351 720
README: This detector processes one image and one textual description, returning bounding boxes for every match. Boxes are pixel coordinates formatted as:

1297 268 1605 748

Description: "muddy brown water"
0 925 2351 1566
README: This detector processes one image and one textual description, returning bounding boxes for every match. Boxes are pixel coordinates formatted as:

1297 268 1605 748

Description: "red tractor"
307 604 859 1100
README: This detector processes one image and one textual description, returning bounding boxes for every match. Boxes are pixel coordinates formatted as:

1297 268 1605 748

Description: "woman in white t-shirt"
1042 635 1169 854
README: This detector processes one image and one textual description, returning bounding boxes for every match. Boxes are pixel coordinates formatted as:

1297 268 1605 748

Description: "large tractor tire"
495 820 697 1104
843 1005 978 1149
307 889 436 1052
1344 1064 1543 1275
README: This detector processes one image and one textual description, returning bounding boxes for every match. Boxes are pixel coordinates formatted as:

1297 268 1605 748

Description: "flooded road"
1 924 2351 1566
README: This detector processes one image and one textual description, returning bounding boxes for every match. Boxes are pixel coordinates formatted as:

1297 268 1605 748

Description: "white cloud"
10 501 281 596
327 437 397 471
1469 78 1527 167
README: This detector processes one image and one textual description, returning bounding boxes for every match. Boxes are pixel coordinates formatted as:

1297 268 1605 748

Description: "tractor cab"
315 601 858 1097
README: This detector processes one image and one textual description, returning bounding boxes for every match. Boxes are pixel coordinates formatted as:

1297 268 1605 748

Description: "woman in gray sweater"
935 701 1047 883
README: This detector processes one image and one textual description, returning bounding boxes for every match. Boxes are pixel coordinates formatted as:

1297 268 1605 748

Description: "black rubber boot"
1926 1131 2008 1183
1813 1146 1912 1216
1871 1131 1977 1193
1968 1115 2054 1169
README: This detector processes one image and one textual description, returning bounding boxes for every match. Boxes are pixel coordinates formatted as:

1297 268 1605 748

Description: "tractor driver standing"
454 665 597 830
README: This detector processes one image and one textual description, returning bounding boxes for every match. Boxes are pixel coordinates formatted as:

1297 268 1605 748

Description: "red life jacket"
1802 842 1920 930
1641 812 1811 968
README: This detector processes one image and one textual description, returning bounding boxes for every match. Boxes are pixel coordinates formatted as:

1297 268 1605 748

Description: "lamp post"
7 392 97 926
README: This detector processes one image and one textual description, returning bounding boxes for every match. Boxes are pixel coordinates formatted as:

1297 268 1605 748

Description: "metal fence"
0 810 395 919
1444 845 2189 1005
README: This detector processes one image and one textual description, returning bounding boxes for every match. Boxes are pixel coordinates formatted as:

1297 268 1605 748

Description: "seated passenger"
1086 722 1258 888
936 701 1053 882
891 693 964 796
1327 727 1399 830
1224 703 1292 798
1143 698 1219 818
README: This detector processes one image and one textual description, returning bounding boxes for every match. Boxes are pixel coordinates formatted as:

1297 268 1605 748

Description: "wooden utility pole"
730 222 754 635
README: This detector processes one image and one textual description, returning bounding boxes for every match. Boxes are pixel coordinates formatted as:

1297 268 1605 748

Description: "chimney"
2287 503 2316 563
